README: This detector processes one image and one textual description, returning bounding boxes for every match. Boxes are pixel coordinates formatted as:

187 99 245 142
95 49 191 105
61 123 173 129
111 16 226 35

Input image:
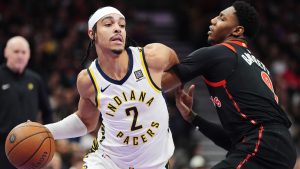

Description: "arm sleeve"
191 114 232 151
172 45 236 83
37 76 53 124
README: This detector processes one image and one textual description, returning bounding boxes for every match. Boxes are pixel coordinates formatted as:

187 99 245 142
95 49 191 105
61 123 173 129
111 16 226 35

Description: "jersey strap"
138 47 161 92
87 67 101 109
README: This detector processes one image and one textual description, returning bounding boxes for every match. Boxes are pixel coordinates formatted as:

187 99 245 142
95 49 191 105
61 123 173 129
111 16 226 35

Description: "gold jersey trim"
138 47 161 92
87 68 101 109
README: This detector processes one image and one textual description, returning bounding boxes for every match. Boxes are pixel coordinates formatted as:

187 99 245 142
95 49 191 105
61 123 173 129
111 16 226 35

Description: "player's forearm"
45 113 88 140
190 111 232 151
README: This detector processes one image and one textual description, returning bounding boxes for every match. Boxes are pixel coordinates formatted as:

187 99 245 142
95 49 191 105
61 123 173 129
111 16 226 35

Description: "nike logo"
101 84 111 92
1 84 10 90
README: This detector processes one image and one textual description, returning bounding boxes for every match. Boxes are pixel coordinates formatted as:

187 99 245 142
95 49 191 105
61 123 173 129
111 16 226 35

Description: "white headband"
88 6 125 31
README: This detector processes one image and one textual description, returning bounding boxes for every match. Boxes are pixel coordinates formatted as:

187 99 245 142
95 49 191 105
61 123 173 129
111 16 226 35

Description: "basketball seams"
44 132 55 167
19 137 52 168
7 131 50 155
5 122 55 168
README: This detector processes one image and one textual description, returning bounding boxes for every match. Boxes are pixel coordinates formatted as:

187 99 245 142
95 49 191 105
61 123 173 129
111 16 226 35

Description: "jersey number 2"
126 107 143 131
261 71 279 103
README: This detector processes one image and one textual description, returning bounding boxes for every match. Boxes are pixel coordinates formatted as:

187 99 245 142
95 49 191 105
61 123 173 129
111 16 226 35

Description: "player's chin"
207 37 215 45
111 48 124 55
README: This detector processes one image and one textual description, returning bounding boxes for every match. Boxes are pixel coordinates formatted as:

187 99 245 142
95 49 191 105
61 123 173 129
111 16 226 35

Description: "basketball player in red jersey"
163 1 297 169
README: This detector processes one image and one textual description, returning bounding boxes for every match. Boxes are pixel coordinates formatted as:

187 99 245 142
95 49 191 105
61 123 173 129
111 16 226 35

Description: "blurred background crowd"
0 0 299 168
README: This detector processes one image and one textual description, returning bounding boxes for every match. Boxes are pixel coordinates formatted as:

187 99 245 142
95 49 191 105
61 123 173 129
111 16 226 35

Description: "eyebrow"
101 16 125 22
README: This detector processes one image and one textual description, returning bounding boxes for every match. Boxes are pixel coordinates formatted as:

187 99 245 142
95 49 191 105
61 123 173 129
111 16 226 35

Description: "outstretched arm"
45 70 100 140
176 85 232 151
163 45 236 92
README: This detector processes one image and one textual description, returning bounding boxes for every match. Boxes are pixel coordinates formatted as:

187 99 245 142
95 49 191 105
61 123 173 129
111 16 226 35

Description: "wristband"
45 113 88 140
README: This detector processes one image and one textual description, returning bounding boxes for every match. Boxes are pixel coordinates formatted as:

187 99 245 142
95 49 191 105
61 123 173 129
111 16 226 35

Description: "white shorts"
83 148 170 169
83 148 120 169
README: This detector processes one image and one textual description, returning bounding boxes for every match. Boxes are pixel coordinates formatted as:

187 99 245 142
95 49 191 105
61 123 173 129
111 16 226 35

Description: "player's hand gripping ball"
5 121 55 169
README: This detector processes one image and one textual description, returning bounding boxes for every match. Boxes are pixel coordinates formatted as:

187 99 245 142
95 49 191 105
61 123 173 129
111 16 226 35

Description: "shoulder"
25 69 43 82
187 45 235 60
193 45 230 54
77 69 94 99
26 69 40 76
144 43 175 57
143 43 177 70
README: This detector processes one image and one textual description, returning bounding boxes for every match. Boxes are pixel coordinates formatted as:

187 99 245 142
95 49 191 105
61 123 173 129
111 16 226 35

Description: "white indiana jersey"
87 46 174 169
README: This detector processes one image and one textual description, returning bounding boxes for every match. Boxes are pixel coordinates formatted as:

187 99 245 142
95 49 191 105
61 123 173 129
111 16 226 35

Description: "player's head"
4 36 30 74
87 6 126 55
208 1 259 44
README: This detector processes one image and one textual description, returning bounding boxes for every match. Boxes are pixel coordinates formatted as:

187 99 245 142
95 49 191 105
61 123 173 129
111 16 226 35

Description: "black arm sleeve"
37 76 53 124
173 45 236 83
192 114 232 151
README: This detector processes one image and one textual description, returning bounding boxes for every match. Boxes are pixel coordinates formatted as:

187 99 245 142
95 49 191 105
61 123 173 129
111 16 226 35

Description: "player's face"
95 13 126 55
4 39 30 74
208 6 239 44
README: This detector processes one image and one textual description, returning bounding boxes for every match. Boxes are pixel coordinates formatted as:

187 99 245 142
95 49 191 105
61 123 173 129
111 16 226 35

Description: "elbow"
87 122 98 132
82 118 98 133
77 113 99 133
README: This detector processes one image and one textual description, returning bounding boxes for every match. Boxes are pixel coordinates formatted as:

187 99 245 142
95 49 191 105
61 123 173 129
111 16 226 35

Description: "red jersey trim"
220 43 237 53
236 125 264 169
224 86 257 125
227 40 248 48
204 78 226 87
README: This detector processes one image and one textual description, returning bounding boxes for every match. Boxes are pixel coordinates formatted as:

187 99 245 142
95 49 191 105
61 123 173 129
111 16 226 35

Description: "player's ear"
88 30 94 40
232 26 244 37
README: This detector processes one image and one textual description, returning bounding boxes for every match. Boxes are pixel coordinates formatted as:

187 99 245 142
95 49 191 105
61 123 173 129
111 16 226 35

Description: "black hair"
233 1 260 38
81 26 96 67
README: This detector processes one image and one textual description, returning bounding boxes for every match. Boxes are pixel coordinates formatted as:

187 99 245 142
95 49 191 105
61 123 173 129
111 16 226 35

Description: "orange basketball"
5 121 55 169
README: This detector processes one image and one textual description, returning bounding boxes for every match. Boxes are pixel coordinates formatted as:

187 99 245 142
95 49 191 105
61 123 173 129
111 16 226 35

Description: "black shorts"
212 124 297 169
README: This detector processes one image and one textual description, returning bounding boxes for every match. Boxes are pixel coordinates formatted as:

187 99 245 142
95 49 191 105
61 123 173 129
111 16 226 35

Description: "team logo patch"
210 96 222 108
134 70 144 80
27 82 34 90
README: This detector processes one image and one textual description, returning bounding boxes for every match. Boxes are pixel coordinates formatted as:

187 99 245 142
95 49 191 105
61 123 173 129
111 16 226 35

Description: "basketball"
5 121 55 169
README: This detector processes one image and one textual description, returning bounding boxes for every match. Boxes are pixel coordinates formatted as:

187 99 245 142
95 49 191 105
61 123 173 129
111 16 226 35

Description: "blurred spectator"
44 152 62 169
0 36 53 169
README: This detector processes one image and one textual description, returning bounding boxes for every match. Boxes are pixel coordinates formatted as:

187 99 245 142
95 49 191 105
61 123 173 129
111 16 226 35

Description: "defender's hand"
175 85 196 122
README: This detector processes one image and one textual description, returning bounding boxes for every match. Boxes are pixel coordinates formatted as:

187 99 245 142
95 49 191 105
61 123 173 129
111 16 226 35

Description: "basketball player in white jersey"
45 6 178 169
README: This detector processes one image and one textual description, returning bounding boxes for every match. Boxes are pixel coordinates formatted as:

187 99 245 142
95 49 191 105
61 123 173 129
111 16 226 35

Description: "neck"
97 49 129 80
225 37 247 43
6 63 24 74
